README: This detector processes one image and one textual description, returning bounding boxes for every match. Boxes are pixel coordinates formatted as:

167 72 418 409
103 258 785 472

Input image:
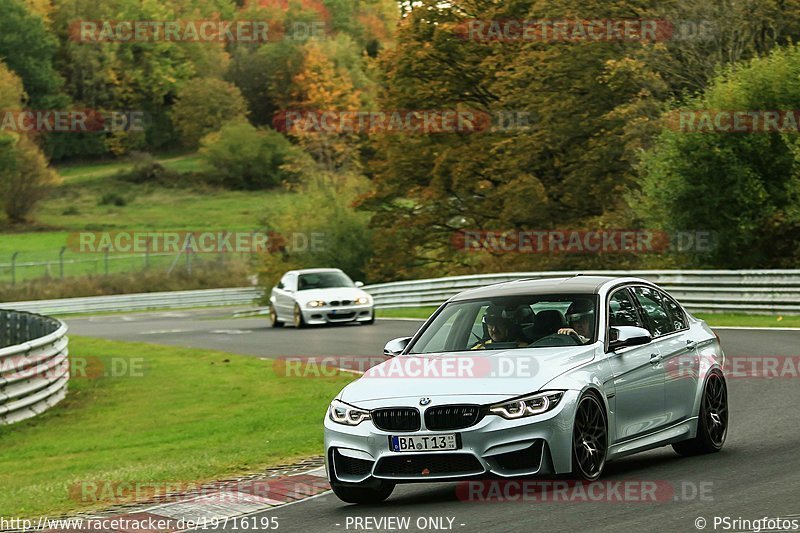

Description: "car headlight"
307 300 326 308
328 399 370 426
488 391 564 420
354 296 371 305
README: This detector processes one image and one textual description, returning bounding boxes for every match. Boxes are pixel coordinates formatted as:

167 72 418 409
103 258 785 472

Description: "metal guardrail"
0 310 69 425
0 287 262 316
1 270 799 316
363 270 800 314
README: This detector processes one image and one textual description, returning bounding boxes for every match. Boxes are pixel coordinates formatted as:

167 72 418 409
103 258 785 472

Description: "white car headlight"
329 399 370 426
488 391 564 420
307 300 326 308
354 296 371 305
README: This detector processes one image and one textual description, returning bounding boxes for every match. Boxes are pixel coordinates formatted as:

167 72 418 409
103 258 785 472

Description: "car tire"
673 370 728 457
569 392 608 481
269 305 284 328
364 315 375 325
293 304 307 329
330 480 394 504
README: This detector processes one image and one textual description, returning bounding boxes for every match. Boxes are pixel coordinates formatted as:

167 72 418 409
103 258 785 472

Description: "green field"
0 154 294 283
0 336 354 518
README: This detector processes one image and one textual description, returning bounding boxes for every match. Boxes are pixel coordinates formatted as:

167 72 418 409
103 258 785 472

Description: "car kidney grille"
371 408 421 431
375 453 483 477
424 405 482 430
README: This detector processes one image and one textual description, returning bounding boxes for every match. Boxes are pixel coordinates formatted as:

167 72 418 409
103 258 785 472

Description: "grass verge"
0 336 354 518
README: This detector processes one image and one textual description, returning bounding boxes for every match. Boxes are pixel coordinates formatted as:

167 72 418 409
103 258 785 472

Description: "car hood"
338 345 596 406
295 287 369 304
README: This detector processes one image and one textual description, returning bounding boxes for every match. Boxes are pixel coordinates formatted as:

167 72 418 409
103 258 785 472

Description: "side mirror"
354 281 365 288
609 326 652 351
384 337 411 357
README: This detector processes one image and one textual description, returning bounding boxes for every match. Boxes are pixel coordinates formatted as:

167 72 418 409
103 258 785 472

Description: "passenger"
557 299 595 344
472 305 529 349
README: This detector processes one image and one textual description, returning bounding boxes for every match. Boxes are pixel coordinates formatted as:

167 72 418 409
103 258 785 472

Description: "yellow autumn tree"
287 36 365 174
0 61 60 223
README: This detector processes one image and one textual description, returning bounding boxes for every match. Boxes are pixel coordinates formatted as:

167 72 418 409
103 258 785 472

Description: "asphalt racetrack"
66 309 800 533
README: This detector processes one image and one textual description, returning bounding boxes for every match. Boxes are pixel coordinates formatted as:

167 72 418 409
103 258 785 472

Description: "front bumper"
301 304 373 325
324 391 579 484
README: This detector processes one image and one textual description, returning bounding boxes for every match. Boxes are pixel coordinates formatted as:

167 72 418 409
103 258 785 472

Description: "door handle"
686 339 695 347
650 353 662 365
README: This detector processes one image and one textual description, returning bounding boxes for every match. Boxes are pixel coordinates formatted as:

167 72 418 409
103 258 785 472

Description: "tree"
171 79 248 148
636 45 800 267
0 0 63 108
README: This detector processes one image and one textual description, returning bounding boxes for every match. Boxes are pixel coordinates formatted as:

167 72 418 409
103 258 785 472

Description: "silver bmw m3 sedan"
324 276 728 504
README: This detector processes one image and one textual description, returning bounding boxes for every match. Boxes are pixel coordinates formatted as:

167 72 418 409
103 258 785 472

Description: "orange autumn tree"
286 37 368 174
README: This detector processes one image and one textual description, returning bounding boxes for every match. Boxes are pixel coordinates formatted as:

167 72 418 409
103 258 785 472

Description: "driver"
557 299 595 344
472 305 528 349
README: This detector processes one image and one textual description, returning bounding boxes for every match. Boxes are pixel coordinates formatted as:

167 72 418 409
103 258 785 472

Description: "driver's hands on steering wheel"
557 327 583 343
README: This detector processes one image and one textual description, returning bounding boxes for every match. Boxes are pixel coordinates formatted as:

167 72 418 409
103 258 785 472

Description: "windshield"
408 294 598 354
297 271 354 290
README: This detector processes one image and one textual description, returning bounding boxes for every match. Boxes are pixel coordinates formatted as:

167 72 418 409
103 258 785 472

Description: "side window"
660 292 688 331
277 275 287 290
632 286 674 337
608 289 644 329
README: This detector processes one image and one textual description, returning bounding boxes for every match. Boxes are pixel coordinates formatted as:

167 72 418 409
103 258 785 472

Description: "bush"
200 120 305 190
98 192 127 206
0 133 60 223
171 79 248 148
117 152 184 187
258 173 373 298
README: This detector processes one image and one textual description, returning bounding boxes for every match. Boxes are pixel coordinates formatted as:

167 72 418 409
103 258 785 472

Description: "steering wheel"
559 330 584 344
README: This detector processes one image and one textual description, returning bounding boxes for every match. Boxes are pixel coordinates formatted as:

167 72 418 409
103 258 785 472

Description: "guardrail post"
59 247 66 280
10 251 19 287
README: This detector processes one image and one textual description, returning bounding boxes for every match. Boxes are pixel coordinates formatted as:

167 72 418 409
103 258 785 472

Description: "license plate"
390 434 458 452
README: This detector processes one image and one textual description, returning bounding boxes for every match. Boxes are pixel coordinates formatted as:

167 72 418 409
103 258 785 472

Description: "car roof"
287 268 345 275
448 275 639 301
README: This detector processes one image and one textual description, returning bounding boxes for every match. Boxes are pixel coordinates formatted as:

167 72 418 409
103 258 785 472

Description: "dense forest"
2 0 800 284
